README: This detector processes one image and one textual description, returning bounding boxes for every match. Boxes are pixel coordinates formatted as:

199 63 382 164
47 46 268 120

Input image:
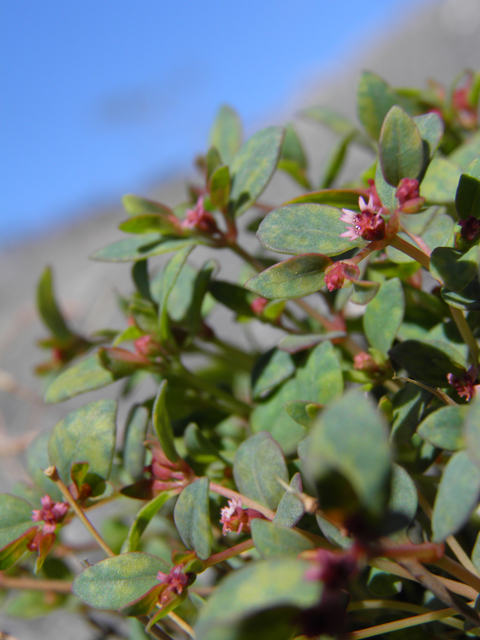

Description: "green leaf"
36 267 73 342
389 339 465 387
320 131 356 189
417 405 466 451
278 159 310 189
184 423 228 464
119 214 180 235
379 106 425 186
307 390 391 517
303 105 358 137
463 394 480 467
456 157 480 220
209 165 231 211
368 567 402 597
284 188 365 208
48 399 117 489
245 253 331 299
72 552 169 612
273 472 305 528
390 383 432 445
173 478 212 560
209 105 242 166
251 519 314 559
441 278 480 310
450 131 480 170
251 341 343 454
432 451 480 541
430 246 479 292
233 432 288 510
388 464 418 532
45 354 115 403
251 348 295 400
91 234 198 263
375 161 398 210
229 127 284 217
195 559 321 640
0 494 37 565
283 400 320 429
209 280 255 317
357 72 400 140
158 246 194 344
350 279 380 305
25 433 63 502
277 331 345 354
413 113 444 159
421 157 462 204
257 203 361 257
279 124 308 188
152 381 178 462
122 491 176 553
122 194 174 218
364 278 405 353
123 406 150 482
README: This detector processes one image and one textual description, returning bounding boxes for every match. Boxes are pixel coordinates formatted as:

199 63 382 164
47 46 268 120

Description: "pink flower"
134 335 163 358
31 495 68 534
353 352 378 373
181 196 219 234
324 261 360 293
156 565 189 605
220 497 264 535
340 195 386 242
447 366 480 401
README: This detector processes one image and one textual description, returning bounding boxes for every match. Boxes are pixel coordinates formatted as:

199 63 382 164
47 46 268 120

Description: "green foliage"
17 68 480 640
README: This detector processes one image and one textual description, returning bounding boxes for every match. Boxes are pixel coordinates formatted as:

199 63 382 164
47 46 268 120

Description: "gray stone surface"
1 0 479 636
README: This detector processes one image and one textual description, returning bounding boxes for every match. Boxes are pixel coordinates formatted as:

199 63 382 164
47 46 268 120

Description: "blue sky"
1 0 422 246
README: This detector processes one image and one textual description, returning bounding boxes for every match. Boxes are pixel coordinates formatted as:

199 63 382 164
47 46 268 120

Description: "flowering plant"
2 69 480 639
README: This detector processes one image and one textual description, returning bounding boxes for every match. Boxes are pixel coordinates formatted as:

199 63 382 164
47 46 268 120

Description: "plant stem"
45 466 115 558
210 336 257 370
203 539 255 569
167 611 196 638
209 482 276 520
389 235 430 269
450 305 479 363
175 365 251 417
347 601 480 639
0 574 72 593
137 615 175 640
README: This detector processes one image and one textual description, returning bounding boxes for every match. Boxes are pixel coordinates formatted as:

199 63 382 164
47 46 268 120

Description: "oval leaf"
364 278 405 354
229 127 284 217
49 399 117 489
464 394 480 466
0 494 36 552
417 405 466 451
174 478 212 560
122 491 176 553
379 106 424 186
72 552 169 611
209 105 242 166
432 450 480 542
45 355 116 404
273 473 305 528
152 381 178 462
251 519 314 559
456 157 480 220
245 254 331 299
123 405 150 482
233 432 288 510
430 246 479 292
251 348 295 400
36 267 73 342
257 203 361 257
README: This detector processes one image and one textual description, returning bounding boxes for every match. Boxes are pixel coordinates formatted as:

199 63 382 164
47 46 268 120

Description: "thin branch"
167 611 196 638
450 305 479 364
389 235 430 269
203 539 255 569
0 574 72 593
44 466 115 558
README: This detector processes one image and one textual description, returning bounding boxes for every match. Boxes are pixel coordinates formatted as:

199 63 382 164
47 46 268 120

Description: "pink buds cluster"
156 565 189 605
458 216 480 243
447 366 480 401
324 261 360 293
395 178 424 213
181 196 220 234
148 442 195 492
28 494 69 554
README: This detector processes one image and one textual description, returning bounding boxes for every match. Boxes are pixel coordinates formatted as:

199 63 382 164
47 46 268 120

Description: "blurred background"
1 0 480 636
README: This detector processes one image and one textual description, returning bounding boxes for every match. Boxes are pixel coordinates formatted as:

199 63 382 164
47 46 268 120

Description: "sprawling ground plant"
2 70 480 639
